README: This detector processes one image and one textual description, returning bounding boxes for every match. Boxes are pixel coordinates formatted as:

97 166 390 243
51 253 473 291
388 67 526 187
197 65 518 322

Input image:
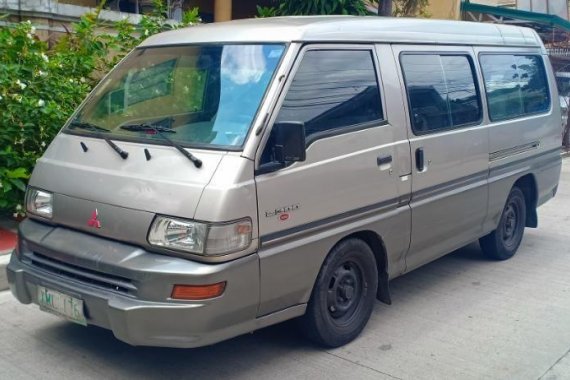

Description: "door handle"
377 155 393 167
415 148 424 171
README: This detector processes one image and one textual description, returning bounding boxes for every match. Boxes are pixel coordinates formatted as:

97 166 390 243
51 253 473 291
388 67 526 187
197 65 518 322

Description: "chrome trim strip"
259 147 561 246
260 197 401 246
489 147 561 180
412 171 488 202
489 141 540 162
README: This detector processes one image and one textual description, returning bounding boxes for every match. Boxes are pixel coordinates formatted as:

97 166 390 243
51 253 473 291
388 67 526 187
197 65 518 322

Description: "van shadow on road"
31 242 498 379
36 317 311 378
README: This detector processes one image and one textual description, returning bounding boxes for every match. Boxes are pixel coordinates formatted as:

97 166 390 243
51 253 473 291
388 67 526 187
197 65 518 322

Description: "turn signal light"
171 282 226 300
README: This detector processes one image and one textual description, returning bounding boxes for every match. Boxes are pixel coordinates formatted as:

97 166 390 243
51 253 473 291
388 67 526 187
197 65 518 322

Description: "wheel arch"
338 230 392 305
513 173 538 228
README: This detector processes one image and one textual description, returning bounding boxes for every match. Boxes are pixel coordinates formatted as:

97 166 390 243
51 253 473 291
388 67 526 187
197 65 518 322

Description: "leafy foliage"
393 0 430 17
257 0 374 17
0 1 199 216
258 0 430 17
256 5 279 18
277 0 372 15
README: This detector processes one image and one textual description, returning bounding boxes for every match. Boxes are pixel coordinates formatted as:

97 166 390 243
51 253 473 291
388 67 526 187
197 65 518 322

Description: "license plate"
37 286 87 326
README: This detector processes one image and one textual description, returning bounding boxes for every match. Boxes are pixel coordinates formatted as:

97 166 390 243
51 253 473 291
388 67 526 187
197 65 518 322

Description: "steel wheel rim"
502 200 521 249
326 260 364 324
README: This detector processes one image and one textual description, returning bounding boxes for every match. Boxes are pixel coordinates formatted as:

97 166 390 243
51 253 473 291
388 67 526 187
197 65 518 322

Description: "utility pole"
378 0 393 16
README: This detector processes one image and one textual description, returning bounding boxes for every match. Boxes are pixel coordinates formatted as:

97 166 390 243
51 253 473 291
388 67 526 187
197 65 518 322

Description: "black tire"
300 238 378 348
480 187 526 260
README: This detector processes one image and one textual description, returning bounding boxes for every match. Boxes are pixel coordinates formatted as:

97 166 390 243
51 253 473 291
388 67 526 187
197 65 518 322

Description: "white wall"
470 0 569 20
517 0 569 19
0 0 143 23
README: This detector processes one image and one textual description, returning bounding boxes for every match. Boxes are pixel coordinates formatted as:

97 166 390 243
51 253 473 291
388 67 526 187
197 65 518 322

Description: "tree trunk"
378 0 392 16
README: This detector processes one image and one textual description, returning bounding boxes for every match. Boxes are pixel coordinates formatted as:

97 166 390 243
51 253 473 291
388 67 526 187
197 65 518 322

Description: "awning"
461 1 570 44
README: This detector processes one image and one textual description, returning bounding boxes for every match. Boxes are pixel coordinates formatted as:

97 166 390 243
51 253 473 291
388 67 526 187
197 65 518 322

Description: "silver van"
7 17 562 348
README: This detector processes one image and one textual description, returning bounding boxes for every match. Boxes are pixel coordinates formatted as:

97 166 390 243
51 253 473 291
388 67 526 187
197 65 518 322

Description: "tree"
0 1 200 216
276 0 371 16
257 0 429 17
378 0 392 16
378 0 430 17
393 0 430 17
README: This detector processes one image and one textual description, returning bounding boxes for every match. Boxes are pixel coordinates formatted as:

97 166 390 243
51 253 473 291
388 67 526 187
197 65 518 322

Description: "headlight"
26 188 53 219
148 216 252 256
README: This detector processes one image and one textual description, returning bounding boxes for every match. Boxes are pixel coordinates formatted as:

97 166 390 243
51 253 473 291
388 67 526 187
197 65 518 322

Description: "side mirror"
273 122 306 163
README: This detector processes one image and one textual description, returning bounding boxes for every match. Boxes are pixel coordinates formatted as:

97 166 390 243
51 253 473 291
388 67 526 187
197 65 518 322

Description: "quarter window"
401 54 482 134
275 49 384 141
480 54 550 121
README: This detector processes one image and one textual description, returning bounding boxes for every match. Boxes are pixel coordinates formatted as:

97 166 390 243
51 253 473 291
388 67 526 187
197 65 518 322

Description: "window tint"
480 54 550 121
401 54 451 132
517 56 550 114
442 56 482 126
71 44 285 148
479 55 523 120
275 49 383 141
401 54 481 134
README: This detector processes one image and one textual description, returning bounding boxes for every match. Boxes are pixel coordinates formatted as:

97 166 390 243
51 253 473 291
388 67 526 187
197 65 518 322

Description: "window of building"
480 54 550 121
401 54 482 134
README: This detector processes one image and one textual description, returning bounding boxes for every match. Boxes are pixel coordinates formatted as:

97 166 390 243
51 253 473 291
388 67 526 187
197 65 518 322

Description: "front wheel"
480 187 526 260
300 238 378 348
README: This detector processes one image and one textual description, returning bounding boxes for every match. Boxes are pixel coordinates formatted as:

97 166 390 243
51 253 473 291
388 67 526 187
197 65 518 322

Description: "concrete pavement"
0 159 569 379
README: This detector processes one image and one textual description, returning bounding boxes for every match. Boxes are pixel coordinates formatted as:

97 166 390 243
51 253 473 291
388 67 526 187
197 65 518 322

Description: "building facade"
0 0 273 29
428 0 568 20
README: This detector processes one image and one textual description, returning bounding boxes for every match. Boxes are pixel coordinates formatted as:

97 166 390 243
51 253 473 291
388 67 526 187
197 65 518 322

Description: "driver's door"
254 45 411 316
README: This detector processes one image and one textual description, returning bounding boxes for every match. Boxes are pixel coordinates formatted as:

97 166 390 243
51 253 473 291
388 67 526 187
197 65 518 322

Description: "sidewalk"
0 217 17 291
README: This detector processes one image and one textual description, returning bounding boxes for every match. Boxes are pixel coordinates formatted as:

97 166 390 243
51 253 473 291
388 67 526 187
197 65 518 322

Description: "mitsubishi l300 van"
7 16 562 348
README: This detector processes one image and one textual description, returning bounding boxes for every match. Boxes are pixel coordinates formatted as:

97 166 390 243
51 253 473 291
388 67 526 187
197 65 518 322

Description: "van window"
480 54 550 121
443 56 482 127
401 54 482 134
275 49 383 141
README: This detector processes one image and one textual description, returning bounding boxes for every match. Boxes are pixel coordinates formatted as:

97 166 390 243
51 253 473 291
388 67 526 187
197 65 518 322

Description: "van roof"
140 16 544 49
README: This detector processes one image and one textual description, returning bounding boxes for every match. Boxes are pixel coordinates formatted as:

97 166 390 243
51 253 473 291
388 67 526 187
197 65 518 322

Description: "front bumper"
7 219 262 348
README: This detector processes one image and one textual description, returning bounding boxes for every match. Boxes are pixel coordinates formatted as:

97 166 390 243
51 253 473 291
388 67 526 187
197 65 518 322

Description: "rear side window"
401 54 482 134
480 54 550 121
275 49 384 141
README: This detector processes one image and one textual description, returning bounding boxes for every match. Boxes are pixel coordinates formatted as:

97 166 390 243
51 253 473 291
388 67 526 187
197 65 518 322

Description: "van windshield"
66 44 285 149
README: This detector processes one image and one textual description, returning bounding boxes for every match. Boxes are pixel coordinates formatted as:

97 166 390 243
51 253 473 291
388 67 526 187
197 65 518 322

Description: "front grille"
25 252 136 295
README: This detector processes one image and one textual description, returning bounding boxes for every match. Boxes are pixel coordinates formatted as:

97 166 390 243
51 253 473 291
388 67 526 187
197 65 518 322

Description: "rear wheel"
300 238 378 348
480 187 526 260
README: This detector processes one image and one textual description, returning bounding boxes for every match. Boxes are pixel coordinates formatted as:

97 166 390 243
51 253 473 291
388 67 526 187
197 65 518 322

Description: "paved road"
1 160 569 380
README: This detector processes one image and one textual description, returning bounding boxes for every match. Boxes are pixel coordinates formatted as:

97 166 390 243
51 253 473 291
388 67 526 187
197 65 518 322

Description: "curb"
0 218 17 291
0 252 11 291
0 217 18 233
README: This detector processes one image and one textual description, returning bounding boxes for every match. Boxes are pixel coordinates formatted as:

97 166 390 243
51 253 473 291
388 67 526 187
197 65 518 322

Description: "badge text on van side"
265 203 300 218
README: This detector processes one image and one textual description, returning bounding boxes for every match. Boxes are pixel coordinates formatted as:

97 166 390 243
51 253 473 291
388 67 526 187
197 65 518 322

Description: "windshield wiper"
69 121 110 133
120 124 176 133
120 123 202 168
69 121 129 160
